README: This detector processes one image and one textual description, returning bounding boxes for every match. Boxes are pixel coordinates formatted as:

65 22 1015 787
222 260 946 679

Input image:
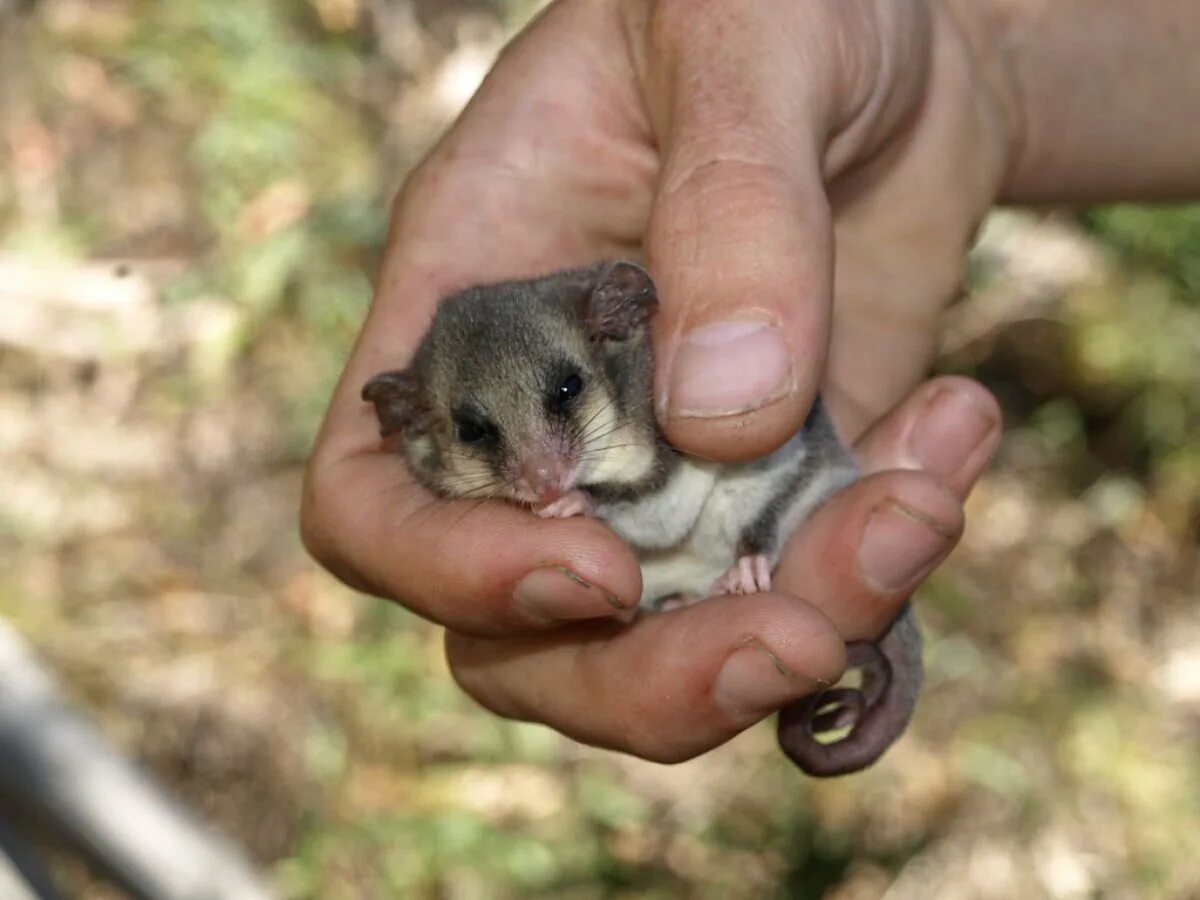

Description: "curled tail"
776 604 923 777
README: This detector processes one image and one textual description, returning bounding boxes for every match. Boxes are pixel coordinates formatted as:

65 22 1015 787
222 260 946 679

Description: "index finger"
302 436 643 636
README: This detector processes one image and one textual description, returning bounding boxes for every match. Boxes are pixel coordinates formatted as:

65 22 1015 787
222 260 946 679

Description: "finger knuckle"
662 152 794 205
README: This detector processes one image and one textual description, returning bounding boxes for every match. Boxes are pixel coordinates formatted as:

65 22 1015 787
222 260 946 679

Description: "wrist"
935 0 1025 203
948 0 1200 203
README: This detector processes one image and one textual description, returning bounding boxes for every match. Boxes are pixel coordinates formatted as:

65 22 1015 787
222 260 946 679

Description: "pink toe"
755 556 772 591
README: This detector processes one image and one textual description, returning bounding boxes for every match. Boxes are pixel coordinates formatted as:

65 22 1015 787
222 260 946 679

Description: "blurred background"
2 1 1199 897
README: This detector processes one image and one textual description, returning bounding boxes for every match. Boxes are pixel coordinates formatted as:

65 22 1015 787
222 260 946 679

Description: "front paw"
708 554 772 596
536 489 593 519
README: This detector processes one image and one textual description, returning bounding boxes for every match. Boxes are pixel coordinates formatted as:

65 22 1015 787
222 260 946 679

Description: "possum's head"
362 261 661 506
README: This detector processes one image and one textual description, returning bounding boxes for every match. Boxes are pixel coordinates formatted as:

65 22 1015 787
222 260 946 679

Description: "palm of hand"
302 0 1005 763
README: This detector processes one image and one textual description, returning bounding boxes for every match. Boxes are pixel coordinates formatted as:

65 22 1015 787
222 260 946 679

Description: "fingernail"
857 501 957 593
666 320 792 418
909 388 995 477
514 567 629 623
713 639 814 725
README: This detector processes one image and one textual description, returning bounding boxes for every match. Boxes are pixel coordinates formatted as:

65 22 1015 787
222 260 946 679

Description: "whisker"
574 395 619 437
581 421 627 447
454 479 505 498
580 411 624 439
439 452 494 465
395 471 504 531
573 397 614 441
444 491 504 534
575 443 646 456
436 501 484 536
424 481 503 531
443 473 503 487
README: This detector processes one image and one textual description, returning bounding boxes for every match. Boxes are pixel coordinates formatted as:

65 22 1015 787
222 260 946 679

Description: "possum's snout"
515 452 576 503
509 426 581 505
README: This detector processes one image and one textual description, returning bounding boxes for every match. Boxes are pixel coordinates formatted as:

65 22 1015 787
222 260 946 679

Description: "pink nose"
521 455 572 502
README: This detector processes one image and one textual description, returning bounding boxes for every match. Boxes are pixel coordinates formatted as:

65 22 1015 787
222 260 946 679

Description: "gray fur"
737 398 849 559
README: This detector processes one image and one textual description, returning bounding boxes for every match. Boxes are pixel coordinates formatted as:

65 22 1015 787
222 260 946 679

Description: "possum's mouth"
511 463 580 506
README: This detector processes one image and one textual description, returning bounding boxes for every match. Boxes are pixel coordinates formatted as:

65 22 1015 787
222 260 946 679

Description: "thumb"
648 150 832 461
639 5 837 462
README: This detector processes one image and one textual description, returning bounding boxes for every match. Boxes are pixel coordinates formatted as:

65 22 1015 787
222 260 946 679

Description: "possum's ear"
361 370 430 437
584 261 658 341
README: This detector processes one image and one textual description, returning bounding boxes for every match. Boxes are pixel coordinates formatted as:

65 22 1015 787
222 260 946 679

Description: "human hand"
302 0 1007 761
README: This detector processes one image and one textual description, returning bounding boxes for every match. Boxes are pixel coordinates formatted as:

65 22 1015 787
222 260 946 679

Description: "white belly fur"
596 432 856 606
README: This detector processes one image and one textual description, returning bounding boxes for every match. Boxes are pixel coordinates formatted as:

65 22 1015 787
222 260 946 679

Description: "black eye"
557 373 583 405
454 415 492 444
457 421 484 443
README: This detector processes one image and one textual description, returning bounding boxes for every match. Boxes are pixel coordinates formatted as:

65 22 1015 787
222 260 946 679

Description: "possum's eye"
554 373 583 408
454 413 494 445
457 421 485 443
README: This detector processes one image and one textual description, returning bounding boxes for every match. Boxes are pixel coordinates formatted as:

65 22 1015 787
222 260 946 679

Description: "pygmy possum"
362 260 923 776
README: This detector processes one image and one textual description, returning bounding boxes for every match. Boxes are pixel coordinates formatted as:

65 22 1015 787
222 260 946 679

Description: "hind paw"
709 554 772 596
